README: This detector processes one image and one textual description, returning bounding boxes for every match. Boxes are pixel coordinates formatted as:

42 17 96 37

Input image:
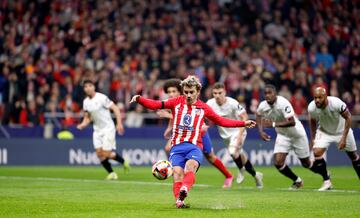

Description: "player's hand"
261 118 274 128
260 131 271 141
156 110 173 119
116 123 125 135
130 95 140 104
244 120 256 128
163 127 172 139
338 137 346 150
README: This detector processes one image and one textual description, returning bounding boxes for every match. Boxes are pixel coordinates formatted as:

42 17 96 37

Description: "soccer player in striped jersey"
308 87 360 191
130 76 256 208
158 79 234 188
207 82 263 188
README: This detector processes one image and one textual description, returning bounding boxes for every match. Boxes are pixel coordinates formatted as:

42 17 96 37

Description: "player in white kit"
256 85 324 189
308 87 360 191
77 80 129 180
207 82 263 188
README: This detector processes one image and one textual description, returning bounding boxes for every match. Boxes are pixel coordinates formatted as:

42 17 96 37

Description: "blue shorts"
169 142 203 168
202 132 214 155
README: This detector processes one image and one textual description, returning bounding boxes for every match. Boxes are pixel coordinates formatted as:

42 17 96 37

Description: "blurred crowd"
0 0 359 127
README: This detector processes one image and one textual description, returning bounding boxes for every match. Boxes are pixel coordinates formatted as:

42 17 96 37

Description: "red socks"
173 182 182 199
182 171 196 191
213 158 233 178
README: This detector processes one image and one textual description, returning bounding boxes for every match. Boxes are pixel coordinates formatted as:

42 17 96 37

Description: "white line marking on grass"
0 176 211 187
277 188 360 193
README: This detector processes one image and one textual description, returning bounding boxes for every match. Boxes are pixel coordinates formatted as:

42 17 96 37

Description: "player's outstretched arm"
77 111 91 130
204 103 255 128
130 95 171 110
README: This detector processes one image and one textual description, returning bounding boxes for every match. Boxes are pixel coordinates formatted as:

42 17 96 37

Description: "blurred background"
0 0 359 166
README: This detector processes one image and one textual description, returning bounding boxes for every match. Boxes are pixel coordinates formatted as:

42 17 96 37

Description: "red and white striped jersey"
138 96 245 149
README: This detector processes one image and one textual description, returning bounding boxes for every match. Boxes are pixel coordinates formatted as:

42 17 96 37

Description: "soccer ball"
152 160 173 180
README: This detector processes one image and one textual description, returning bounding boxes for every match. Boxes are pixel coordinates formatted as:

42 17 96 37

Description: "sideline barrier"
0 127 358 166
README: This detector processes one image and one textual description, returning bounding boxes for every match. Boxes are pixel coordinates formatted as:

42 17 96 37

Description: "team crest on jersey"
183 114 192 126
285 106 291 113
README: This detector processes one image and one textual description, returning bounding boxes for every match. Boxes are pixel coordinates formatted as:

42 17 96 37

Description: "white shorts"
93 129 116 151
274 134 310 159
224 132 247 156
313 129 357 152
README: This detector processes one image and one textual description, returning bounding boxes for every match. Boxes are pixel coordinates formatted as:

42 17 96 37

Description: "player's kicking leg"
274 153 303 189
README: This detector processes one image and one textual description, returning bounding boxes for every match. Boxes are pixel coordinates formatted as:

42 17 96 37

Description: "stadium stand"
0 0 359 127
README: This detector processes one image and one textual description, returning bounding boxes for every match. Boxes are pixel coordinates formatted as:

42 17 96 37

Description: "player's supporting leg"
312 147 332 191
346 151 360 179
243 155 264 188
274 153 303 189
231 148 263 188
96 148 117 180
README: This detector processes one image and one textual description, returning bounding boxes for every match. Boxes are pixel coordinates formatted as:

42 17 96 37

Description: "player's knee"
228 148 239 159
205 152 216 163
164 145 171 153
184 160 199 173
301 161 311 168
313 148 324 158
96 150 103 159
274 160 285 169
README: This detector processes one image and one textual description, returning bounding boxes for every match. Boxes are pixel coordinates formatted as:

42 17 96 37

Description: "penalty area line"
277 188 360 193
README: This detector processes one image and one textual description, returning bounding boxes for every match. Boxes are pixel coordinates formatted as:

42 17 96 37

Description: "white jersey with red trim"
83 92 115 132
257 95 306 137
308 96 348 135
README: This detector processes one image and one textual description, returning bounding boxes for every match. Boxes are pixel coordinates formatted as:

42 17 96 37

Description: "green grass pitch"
0 166 359 217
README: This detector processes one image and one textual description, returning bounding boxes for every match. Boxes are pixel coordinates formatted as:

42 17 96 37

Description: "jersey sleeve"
83 100 87 111
282 100 295 119
102 95 114 109
233 101 246 117
307 102 316 119
256 102 265 115
334 98 347 114
138 96 177 110
203 103 245 127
